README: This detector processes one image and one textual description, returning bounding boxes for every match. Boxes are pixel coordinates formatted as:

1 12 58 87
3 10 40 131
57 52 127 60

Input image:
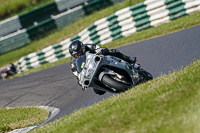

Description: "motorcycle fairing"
76 52 140 90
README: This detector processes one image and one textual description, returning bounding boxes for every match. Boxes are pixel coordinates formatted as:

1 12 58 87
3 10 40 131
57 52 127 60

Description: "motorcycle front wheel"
101 74 132 92
93 88 106 95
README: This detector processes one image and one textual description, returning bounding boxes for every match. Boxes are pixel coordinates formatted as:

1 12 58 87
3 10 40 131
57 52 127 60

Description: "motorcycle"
76 52 153 95
0 63 17 81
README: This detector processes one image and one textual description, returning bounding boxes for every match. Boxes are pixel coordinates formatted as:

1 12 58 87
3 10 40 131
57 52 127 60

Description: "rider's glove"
96 47 109 55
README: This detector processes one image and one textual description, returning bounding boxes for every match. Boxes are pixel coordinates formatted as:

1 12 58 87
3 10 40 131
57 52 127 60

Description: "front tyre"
93 88 106 95
101 74 132 92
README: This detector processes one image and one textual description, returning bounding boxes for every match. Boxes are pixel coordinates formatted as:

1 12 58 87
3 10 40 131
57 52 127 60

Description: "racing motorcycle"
76 52 153 94
0 63 17 81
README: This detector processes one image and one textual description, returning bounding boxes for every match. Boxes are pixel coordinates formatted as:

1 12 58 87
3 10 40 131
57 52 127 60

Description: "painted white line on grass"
8 125 37 133
8 106 60 133
38 106 60 126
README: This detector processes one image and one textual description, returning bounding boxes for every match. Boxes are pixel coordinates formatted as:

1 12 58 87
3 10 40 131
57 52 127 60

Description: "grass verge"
0 106 48 133
0 0 53 21
32 59 200 133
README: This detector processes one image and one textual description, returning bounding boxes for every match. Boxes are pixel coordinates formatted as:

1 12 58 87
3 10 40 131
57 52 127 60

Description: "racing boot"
125 56 137 66
129 57 137 64
128 57 140 69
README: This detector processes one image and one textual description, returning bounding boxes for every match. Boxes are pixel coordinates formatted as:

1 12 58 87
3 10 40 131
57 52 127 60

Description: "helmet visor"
74 49 82 58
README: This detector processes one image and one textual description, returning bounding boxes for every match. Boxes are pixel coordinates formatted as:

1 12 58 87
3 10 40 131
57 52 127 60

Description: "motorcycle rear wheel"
101 75 131 92
139 69 153 81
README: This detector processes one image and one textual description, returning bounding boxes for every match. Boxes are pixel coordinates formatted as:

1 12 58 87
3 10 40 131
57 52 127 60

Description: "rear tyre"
101 74 131 92
139 69 153 81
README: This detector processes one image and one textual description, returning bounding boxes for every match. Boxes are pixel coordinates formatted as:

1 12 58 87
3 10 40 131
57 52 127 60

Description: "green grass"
0 0 53 21
31 59 200 133
0 106 48 133
1 1 199 132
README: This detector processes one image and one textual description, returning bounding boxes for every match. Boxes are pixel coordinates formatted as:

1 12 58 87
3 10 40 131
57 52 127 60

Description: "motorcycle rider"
69 40 136 95
0 63 17 81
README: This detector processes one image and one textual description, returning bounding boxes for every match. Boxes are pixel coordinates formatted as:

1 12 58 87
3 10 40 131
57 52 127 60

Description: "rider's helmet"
69 40 85 58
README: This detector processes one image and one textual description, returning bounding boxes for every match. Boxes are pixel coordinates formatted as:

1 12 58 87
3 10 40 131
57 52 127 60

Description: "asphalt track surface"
0 25 200 123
